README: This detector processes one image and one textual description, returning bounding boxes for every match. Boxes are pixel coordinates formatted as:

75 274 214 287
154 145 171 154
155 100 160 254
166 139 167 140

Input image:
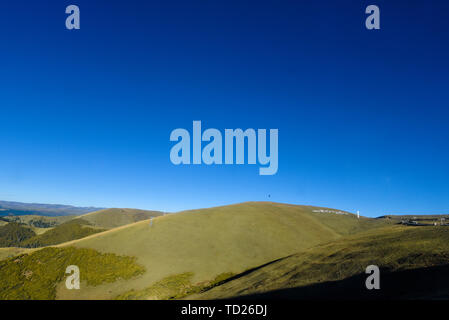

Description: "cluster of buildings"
312 209 348 215
401 217 448 226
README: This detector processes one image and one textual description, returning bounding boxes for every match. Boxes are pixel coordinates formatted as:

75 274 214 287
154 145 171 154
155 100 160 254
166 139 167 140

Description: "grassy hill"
0 209 161 248
0 209 162 251
193 225 449 299
1 201 446 300
78 208 164 229
20 219 105 248
0 219 105 249
56 202 391 299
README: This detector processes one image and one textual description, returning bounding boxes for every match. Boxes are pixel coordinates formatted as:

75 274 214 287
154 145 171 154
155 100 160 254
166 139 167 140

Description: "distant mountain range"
0 200 103 217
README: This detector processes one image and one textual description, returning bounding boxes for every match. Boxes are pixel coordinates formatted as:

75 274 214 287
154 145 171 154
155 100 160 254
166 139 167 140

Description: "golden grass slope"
57 202 390 299
193 225 449 299
0 247 34 261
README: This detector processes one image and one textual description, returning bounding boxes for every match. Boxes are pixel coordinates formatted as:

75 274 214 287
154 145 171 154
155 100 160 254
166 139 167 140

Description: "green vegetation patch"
116 272 236 300
2 215 73 228
0 246 145 300
0 222 36 247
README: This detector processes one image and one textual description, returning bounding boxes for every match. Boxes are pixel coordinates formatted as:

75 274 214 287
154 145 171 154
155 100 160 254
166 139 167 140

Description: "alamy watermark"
169 121 278 175
365 265 380 290
65 265 80 290
65 5 80 30
64 4 380 31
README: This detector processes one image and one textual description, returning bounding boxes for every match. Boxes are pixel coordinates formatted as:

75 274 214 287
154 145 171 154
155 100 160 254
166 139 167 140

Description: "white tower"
357 210 360 219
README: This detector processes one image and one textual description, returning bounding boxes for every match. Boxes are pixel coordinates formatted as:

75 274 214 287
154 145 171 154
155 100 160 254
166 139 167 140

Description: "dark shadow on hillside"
204 255 293 291
233 264 449 300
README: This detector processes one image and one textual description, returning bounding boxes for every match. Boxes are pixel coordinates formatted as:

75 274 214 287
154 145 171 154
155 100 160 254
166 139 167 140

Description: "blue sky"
0 0 448 216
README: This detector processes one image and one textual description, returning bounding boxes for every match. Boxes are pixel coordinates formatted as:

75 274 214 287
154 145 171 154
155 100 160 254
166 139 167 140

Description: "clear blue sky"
0 0 448 216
